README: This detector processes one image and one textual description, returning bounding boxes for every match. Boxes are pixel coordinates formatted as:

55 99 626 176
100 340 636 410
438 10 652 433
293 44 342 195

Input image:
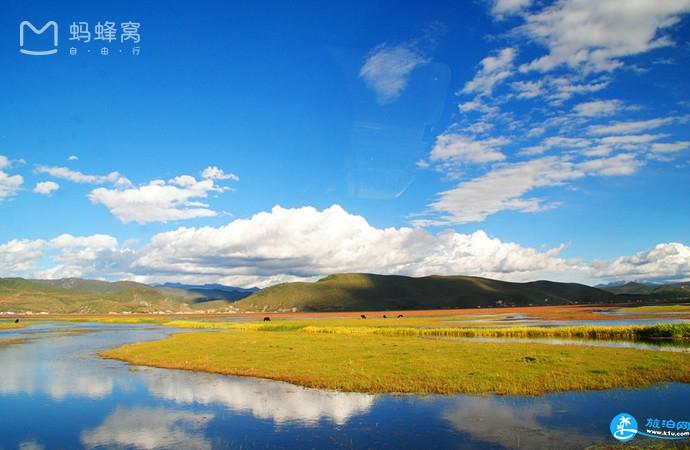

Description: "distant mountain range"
2 274 686 315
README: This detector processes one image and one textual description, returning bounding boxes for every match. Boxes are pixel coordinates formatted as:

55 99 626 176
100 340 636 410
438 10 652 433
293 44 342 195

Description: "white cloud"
573 99 623 117
519 136 591 156
423 157 582 224
428 134 507 165
461 48 516 96
592 242 690 282
201 166 239 181
67 155 78 161
651 141 690 154
599 133 667 147
490 0 532 18
579 153 643 176
359 43 429 104
0 155 23 201
35 165 131 187
588 117 675 135
520 0 690 73
89 176 223 224
421 151 647 225
0 239 46 274
33 181 60 195
1 205 689 286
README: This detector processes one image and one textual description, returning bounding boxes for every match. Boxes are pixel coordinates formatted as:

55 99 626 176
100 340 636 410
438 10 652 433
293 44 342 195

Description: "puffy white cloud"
428 134 507 165
573 99 623 117
0 155 23 201
592 242 690 282
0 239 46 274
35 165 131 187
1 205 688 286
359 44 429 104
89 176 223 224
520 0 690 73
201 166 239 181
33 181 60 195
461 48 516 96
67 155 78 161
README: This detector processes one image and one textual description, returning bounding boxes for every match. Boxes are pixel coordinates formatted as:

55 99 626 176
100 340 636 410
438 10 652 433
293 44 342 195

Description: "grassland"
0 321 25 329
101 329 690 395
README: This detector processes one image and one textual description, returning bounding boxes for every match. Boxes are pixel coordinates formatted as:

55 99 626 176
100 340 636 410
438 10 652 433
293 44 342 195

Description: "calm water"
1 322 688 449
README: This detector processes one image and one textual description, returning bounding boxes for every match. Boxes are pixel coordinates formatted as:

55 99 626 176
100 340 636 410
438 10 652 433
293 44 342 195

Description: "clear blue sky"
1 0 690 287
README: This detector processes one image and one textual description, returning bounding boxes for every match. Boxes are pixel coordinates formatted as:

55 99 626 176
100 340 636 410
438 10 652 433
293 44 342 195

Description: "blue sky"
1 0 690 287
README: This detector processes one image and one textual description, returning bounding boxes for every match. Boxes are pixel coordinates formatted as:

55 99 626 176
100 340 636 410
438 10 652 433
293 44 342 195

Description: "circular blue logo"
611 413 638 442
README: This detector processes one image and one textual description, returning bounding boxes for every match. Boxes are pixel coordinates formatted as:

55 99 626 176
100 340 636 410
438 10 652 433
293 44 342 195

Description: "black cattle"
382 315 387 318
360 314 366 319
397 314 403 318
15 319 19 323
263 317 271 322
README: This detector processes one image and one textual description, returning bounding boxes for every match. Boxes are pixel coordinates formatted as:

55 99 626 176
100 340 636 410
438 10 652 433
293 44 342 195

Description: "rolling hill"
602 281 690 299
233 273 618 312
0 278 254 314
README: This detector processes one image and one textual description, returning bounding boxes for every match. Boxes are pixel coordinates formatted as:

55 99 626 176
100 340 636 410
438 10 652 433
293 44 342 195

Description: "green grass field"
101 330 690 395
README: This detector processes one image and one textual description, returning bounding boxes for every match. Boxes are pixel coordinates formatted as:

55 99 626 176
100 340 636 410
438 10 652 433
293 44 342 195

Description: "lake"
1 322 688 449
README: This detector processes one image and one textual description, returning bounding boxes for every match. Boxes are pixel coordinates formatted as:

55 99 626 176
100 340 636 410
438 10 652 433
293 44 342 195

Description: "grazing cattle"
360 314 366 319
382 315 387 318
397 314 403 318
263 317 271 322
15 319 19 323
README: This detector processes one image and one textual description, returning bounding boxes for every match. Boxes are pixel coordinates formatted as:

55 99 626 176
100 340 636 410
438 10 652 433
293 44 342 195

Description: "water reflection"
443 396 590 449
0 323 688 449
144 369 375 425
81 407 213 450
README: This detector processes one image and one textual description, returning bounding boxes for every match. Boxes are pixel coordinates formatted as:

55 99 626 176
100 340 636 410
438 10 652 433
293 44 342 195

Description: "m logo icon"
19 21 58 56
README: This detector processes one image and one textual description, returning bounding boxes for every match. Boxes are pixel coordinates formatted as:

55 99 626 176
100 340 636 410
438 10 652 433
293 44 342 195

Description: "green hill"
604 281 690 299
233 273 618 312
0 278 248 314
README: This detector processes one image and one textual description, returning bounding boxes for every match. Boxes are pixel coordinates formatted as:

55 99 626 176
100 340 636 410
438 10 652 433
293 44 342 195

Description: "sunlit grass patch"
101 330 690 395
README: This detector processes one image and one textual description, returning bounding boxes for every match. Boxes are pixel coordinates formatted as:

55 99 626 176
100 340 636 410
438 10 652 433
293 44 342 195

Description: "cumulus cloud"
592 242 690 282
1 205 688 286
519 0 690 73
67 155 78 161
201 166 239 181
0 155 23 201
461 48 516 96
33 181 60 195
89 176 224 224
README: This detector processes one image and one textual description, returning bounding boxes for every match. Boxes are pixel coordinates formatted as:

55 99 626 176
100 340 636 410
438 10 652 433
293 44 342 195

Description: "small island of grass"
101 327 690 395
